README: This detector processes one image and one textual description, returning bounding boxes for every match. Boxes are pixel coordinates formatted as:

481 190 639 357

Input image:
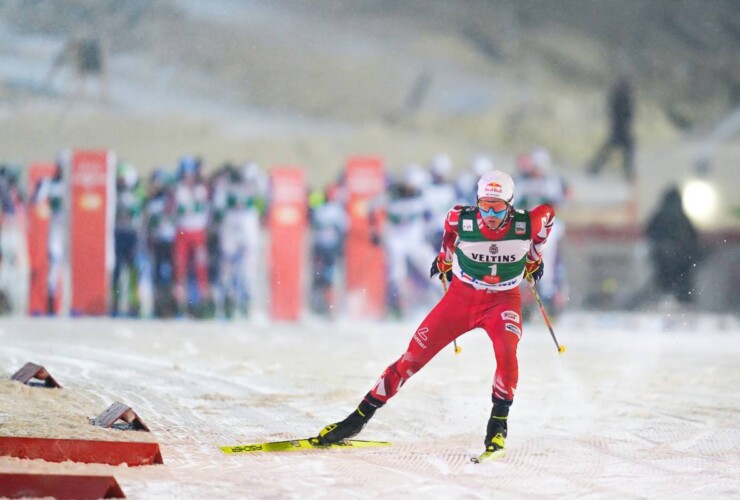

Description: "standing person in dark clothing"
111 163 143 317
144 169 178 318
646 186 700 303
588 77 635 181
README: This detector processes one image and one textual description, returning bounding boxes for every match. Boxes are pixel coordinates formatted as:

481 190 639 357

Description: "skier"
423 154 458 249
308 182 348 317
212 162 266 318
111 163 143 317
172 156 211 317
456 154 495 203
514 149 569 318
315 170 555 457
144 168 177 318
32 161 66 315
370 165 436 318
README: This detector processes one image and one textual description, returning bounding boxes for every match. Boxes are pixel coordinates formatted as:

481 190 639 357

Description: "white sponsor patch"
463 219 473 231
505 323 522 338
515 221 526 235
501 310 520 322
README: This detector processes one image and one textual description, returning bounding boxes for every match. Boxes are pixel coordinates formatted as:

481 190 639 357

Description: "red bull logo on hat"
477 170 515 202
483 181 504 197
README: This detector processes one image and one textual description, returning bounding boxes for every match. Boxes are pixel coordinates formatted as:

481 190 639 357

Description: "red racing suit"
366 203 555 406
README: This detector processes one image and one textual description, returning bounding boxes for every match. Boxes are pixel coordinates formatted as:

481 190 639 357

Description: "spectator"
645 186 700 303
588 77 635 181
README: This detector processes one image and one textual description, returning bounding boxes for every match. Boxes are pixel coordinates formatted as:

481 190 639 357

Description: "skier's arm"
525 204 556 280
439 205 462 261
430 205 462 280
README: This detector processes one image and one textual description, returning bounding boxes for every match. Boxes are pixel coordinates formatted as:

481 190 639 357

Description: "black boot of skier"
315 395 383 445
484 397 512 452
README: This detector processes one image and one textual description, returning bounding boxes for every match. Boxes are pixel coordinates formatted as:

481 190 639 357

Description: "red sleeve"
439 205 463 261
528 204 556 262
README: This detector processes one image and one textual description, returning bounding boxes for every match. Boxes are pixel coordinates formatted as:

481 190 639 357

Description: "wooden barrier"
90 402 150 431
10 362 62 388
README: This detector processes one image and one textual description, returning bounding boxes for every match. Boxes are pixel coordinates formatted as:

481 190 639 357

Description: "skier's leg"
111 231 124 316
192 229 210 302
479 289 522 451
47 232 64 315
588 139 613 175
242 210 260 313
622 136 635 182
317 279 474 443
173 232 188 313
385 235 407 317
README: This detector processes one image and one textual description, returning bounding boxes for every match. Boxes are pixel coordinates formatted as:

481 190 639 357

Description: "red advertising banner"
70 150 114 316
344 157 386 319
268 167 307 320
27 163 57 315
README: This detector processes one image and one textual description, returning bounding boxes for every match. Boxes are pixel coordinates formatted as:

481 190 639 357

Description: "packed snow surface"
1 314 739 498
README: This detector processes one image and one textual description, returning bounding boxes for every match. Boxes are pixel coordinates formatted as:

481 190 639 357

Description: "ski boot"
484 397 512 453
315 396 382 445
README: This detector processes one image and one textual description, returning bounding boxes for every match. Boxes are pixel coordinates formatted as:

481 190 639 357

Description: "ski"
471 448 506 463
220 438 391 454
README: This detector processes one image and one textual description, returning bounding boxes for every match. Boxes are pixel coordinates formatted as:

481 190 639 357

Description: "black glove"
430 257 453 282
370 232 382 246
525 259 544 283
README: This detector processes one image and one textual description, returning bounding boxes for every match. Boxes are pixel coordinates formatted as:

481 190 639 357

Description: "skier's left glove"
525 258 544 283
430 256 453 282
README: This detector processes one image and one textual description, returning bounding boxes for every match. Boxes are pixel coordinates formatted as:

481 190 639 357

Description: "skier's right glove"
430 256 453 282
525 258 544 283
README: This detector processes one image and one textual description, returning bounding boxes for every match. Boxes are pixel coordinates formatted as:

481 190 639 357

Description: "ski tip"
471 449 506 463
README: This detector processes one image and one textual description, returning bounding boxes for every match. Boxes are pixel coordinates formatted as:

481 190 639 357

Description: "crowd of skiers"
0 149 570 320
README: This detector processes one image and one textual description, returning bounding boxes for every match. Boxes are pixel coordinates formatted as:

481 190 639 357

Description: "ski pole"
525 275 566 355
441 274 462 354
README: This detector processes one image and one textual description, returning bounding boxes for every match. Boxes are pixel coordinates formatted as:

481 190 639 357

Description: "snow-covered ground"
1 314 739 498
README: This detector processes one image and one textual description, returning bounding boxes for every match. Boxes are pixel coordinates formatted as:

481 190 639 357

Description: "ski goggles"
477 199 509 218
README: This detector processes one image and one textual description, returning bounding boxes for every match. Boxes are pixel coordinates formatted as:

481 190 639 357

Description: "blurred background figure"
457 154 495 203
111 162 144 317
514 148 570 319
0 165 27 314
45 33 108 101
144 168 177 318
371 164 436 319
588 77 636 182
31 161 66 316
173 156 212 318
423 154 458 249
212 162 266 319
308 182 348 318
645 186 701 305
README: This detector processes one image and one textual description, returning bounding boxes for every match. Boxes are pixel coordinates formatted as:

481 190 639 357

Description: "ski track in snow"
1 316 739 498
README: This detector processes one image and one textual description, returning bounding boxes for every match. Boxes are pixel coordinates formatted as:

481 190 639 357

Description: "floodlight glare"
681 179 718 224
